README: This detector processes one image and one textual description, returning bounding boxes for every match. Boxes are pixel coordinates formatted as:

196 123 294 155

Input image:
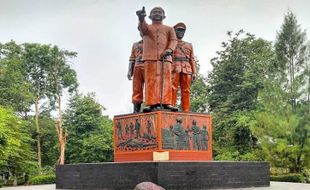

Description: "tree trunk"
12 175 17 186
306 59 310 114
55 93 67 165
35 97 42 173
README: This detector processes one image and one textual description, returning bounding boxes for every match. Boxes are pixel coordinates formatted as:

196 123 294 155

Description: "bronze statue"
172 22 197 112
136 7 178 112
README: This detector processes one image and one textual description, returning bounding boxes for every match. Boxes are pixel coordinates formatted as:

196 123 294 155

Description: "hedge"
29 174 56 185
270 173 305 183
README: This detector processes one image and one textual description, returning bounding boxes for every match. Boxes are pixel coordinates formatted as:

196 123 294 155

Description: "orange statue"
172 23 197 112
128 33 144 113
136 7 178 112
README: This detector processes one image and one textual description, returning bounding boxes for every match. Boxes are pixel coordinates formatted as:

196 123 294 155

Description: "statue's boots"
143 105 159 112
164 104 179 112
133 103 142 113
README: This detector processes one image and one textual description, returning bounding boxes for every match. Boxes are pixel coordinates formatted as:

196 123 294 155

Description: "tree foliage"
275 11 307 111
65 93 113 163
251 12 310 173
207 30 276 158
0 41 34 115
0 106 36 182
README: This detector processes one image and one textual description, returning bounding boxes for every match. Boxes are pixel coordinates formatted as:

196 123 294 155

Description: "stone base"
56 161 270 190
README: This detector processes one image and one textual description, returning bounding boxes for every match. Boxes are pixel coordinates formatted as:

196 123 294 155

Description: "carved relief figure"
135 118 141 138
172 116 187 150
191 120 201 150
200 125 209 150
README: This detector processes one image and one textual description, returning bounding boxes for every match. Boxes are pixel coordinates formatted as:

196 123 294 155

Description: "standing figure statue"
200 125 209 150
172 116 187 150
146 119 152 135
116 121 122 140
172 22 197 112
191 120 201 150
136 6 178 112
128 30 144 113
130 122 134 136
125 124 129 136
135 118 141 138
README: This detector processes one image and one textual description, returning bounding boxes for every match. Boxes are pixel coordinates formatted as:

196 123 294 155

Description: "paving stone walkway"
0 182 309 190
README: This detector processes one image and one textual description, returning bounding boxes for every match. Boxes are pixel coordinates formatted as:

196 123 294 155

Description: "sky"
1 0 310 118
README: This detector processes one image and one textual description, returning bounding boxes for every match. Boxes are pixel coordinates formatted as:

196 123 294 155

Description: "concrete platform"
0 182 309 190
56 161 269 190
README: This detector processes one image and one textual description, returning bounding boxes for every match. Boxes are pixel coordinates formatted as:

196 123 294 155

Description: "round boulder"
134 182 165 190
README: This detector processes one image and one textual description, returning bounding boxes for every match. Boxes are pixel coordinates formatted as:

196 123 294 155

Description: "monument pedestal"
56 111 270 189
113 111 212 162
56 161 270 190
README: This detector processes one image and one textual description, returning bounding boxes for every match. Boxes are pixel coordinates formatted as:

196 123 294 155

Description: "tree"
0 41 34 115
207 30 276 158
22 43 52 172
0 106 36 185
251 12 310 173
251 79 310 173
190 59 208 112
65 93 113 163
275 11 307 111
46 46 78 165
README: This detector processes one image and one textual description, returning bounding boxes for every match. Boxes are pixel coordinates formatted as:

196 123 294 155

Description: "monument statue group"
56 7 270 190
128 7 196 113
113 6 212 162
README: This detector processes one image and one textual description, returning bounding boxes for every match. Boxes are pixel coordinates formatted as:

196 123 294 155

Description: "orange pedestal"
113 111 212 162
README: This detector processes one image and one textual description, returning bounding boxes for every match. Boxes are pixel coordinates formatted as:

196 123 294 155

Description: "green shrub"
271 173 305 183
17 176 26 185
41 166 56 175
29 174 56 185
0 179 4 187
302 169 310 183
6 179 14 186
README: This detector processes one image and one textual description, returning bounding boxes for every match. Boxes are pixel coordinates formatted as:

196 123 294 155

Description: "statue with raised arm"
136 6 178 112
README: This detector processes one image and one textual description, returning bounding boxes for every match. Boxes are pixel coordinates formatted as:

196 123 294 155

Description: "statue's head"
174 22 186 40
176 116 182 123
192 119 197 125
149 7 165 22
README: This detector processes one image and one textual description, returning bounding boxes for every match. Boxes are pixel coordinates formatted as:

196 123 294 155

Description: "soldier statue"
172 22 197 112
136 7 178 112
201 125 209 150
128 29 144 113
172 116 187 150
191 120 201 150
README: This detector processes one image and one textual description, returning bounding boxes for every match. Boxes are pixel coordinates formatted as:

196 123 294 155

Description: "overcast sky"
1 0 310 118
